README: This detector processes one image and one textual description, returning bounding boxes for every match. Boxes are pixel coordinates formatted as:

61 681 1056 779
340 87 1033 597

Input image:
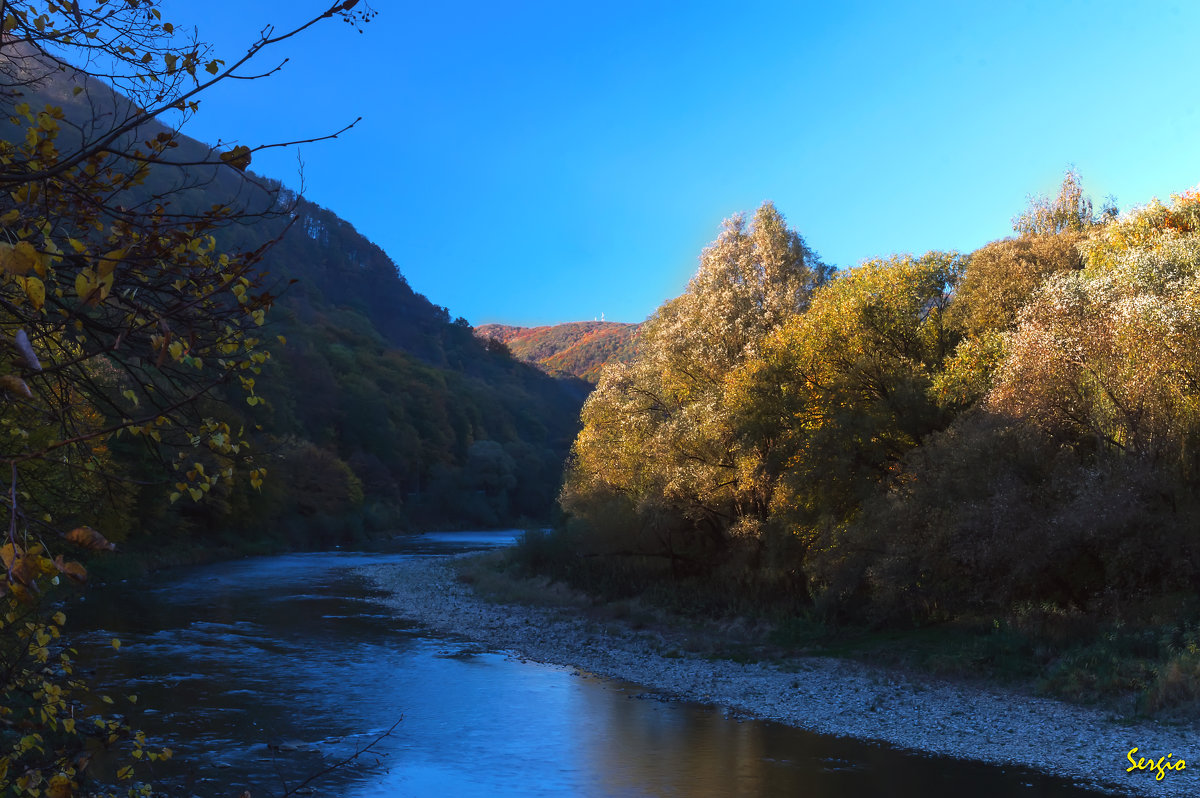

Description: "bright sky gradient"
168 1 1200 326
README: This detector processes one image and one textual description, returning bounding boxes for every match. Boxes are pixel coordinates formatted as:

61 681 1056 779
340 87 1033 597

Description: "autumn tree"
989 189 1200 466
717 252 961 600
561 203 829 562
0 1 373 793
953 234 1084 338
841 188 1200 618
934 171 1104 410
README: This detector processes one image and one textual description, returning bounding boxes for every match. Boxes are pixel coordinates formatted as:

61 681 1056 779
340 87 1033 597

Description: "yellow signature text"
1127 748 1186 781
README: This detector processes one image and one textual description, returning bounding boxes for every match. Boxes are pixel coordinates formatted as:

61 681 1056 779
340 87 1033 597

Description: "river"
65 531 1111 797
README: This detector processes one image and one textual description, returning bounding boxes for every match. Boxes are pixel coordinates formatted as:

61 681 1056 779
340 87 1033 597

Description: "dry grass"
1143 654 1200 719
453 551 592 610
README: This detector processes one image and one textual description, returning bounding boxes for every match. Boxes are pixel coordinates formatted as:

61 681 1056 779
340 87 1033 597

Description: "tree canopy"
550 171 1200 661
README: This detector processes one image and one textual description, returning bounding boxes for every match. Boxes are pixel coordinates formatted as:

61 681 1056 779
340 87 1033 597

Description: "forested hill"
241 198 592 534
10 57 589 547
476 321 640 382
173 194 592 540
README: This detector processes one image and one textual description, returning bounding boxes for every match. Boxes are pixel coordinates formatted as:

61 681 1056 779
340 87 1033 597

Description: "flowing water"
65 531 1112 797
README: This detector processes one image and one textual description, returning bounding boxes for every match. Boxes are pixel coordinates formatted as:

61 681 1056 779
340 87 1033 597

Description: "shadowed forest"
1 74 589 561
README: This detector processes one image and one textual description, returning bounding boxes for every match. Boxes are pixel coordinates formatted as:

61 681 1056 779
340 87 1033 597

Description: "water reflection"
64 532 1110 797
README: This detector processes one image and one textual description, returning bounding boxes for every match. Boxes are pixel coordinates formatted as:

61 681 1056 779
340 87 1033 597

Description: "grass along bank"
473 530 1200 724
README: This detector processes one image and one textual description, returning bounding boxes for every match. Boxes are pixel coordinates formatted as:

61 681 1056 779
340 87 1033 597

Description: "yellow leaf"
219 145 252 171
74 266 113 305
111 638 120 651
74 268 95 300
0 241 40 275
97 248 124 278
96 270 114 301
20 276 45 310
65 526 116 551
44 774 73 798
11 181 38 204
52 556 87 584
0 542 21 569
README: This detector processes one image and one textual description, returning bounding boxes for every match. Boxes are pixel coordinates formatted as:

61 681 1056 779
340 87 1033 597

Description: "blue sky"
168 1 1200 326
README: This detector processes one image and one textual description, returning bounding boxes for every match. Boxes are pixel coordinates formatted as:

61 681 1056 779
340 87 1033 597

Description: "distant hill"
476 321 641 383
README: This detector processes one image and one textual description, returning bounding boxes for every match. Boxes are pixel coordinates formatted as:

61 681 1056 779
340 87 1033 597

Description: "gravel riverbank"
361 554 1198 797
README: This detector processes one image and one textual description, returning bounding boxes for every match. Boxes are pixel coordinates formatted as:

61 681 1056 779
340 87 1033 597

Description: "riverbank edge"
362 553 1199 798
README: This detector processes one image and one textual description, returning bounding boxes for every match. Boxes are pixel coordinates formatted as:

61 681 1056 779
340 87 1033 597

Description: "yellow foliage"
564 203 829 555
989 190 1200 467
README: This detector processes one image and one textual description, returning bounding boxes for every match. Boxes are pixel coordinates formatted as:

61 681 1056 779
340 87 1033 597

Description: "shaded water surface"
68 532 1112 797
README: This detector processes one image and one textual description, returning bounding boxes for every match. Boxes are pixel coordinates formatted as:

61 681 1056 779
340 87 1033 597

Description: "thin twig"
278 717 403 798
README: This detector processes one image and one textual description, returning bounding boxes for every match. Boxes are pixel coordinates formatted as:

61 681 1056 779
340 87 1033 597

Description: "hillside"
240 199 591 534
6 54 589 544
476 321 640 383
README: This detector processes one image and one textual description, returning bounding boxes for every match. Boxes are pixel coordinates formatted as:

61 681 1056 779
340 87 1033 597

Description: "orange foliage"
1163 189 1200 232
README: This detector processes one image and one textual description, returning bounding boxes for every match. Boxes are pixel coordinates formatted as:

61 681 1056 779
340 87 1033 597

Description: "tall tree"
562 202 829 559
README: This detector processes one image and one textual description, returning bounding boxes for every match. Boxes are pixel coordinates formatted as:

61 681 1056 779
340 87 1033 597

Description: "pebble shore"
361 555 1198 797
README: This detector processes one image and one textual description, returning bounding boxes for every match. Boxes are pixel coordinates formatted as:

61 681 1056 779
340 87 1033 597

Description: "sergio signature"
1127 748 1187 781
